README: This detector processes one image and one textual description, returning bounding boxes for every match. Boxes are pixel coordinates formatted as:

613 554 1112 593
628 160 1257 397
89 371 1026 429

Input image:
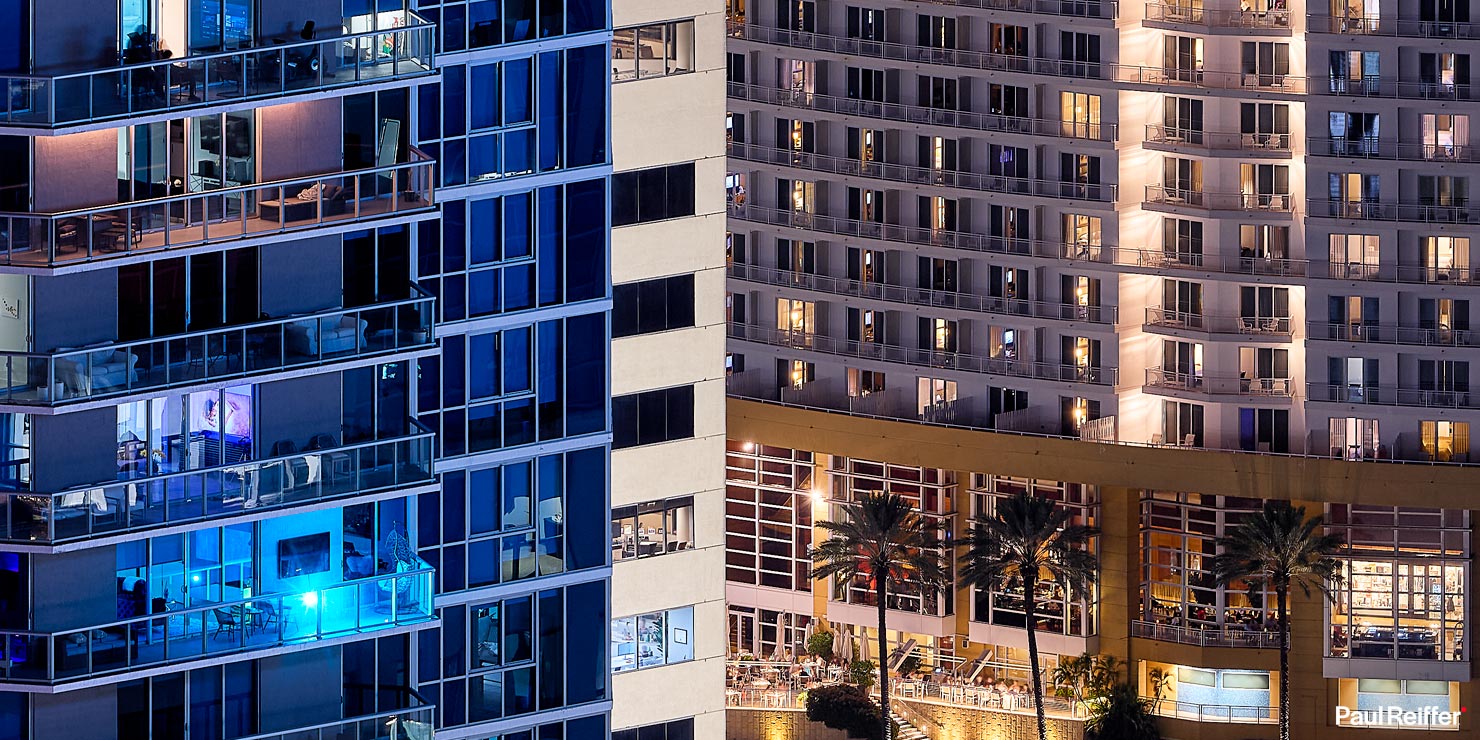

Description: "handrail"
1146 185 1295 213
730 322 1117 386
0 13 436 127
0 284 435 406
1308 383 1479 409
1145 368 1294 397
1306 321 1480 348
1144 2 1292 29
1307 137 1478 163
1145 307 1293 336
913 0 1116 19
0 420 435 543
729 262 1118 324
236 700 435 740
891 696 942 738
0 560 435 682
1309 14 1480 37
1131 619 1283 649
1145 124 1292 153
1307 198 1480 223
729 142 1117 202
1151 699 1277 724
1314 261 1476 285
0 148 436 267
727 82 1116 143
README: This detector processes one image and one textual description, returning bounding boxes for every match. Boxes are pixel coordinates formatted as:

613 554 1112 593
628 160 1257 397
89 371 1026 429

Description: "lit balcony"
1131 619 1282 649
729 142 1118 203
0 149 434 270
0 15 435 130
1307 137 1478 163
1142 2 1292 33
1143 124 1291 157
1145 185 1293 215
1314 78 1476 101
726 83 1116 143
726 370 998 428
1307 321 1480 348
1308 384 1479 409
730 323 1117 386
728 262 1118 325
0 422 433 546
1316 262 1475 285
1309 14 1478 38
0 285 434 408
1307 198 1480 224
1144 368 1294 398
1109 66 1306 95
0 561 434 685
1144 307 1293 340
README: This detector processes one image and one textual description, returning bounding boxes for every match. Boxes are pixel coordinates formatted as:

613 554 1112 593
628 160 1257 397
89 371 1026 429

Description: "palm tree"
810 492 946 740
1211 501 1344 740
958 492 1099 740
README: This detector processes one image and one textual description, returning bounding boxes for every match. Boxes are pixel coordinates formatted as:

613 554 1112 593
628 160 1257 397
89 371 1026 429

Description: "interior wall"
30 0 119 71
259 236 343 316
258 647 343 732
32 271 118 350
259 508 343 596
256 374 343 453
32 407 118 492
33 686 118 740
257 0 342 44
30 546 118 630
0 274 29 352
32 132 118 212
257 99 344 182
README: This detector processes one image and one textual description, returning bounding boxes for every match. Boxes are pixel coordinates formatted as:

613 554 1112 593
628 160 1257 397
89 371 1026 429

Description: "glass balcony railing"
0 285 434 407
237 704 436 740
0 561 434 684
0 149 435 268
0 15 435 128
0 422 433 544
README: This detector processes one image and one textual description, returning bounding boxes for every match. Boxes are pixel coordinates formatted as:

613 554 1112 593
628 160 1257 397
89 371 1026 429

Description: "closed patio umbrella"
836 625 852 662
771 612 788 660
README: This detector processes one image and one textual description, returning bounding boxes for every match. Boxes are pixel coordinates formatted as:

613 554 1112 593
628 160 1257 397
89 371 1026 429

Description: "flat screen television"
277 532 331 579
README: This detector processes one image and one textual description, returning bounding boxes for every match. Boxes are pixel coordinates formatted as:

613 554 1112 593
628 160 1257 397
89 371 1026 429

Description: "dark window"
612 163 696 226
613 275 696 337
612 385 695 448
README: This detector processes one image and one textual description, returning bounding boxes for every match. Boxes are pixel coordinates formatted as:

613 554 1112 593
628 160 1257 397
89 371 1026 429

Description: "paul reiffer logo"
1336 705 1464 728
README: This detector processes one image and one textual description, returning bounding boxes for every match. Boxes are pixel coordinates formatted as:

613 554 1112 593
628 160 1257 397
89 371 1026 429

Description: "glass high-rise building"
0 1 724 739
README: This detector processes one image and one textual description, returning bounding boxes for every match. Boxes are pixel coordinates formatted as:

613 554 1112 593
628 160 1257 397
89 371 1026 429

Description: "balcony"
1143 3 1293 33
1317 262 1475 285
0 149 434 270
1145 185 1294 215
915 0 1115 19
1308 322 1480 348
0 560 433 685
1310 14 1480 38
239 703 435 740
1307 137 1478 163
1143 124 1292 156
726 82 1116 143
729 23 1115 81
1144 368 1294 398
1316 78 1476 101
0 423 433 547
728 262 1117 324
0 285 434 408
1131 619 1282 649
1308 198 1480 224
1151 700 1276 725
1109 66 1306 95
0 15 435 129
1308 384 1479 409
729 142 1116 203
729 323 1117 386
1144 307 1293 339
1119 248 1307 278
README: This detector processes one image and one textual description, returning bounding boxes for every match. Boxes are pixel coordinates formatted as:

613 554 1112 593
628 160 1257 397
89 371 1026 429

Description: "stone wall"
727 708 854 740
903 699 1086 740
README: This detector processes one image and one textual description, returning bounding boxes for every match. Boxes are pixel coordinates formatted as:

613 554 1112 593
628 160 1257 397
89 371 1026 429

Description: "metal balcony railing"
0 422 434 544
727 82 1116 143
1316 262 1475 285
1310 14 1480 38
0 561 434 684
1144 3 1292 29
0 149 435 268
1151 699 1277 724
1146 185 1294 213
729 322 1117 385
728 262 1117 324
1145 368 1294 397
0 14 435 127
728 142 1117 202
1306 137 1478 163
1307 321 1480 348
1308 383 1479 409
1145 307 1293 337
1131 619 1283 649
1317 78 1476 100
237 704 436 740
1145 124 1291 153
0 285 434 407
1308 198 1480 223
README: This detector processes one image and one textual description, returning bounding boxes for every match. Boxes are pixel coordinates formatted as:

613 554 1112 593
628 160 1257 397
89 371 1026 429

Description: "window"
611 20 695 82
1417 360 1470 396
1162 96 1202 143
846 307 886 343
919 76 959 110
1061 92 1101 139
613 718 696 740
611 496 695 560
1327 356 1378 402
777 298 816 333
1330 417 1380 459
918 15 956 48
990 205 1030 247
780 0 815 31
1422 114 1469 160
778 359 815 388
846 66 885 102
612 163 695 226
991 23 1028 56
1328 111 1379 155
1163 400 1204 446
972 476 1098 635
1239 408 1289 452
1163 218 1203 265
918 377 957 413
612 386 695 448
1060 31 1101 76
1419 298 1471 342
1162 278 1203 324
1063 336 1100 380
1238 347 1290 394
1327 172 1380 218
988 84 1028 117
1240 224 1289 261
1060 153 1102 197
847 6 885 40
1240 41 1289 86
612 275 695 338
848 187 884 222
1327 295 1380 341
1420 52 1470 94
847 367 886 396
1162 157 1202 201
1329 233 1380 278
1164 35 1204 82
1421 421 1471 461
1329 50 1381 93
1142 492 1272 628
724 442 814 590
1239 163 1290 209
1422 235 1470 281
1239 286 1289 333
1161 339 1204 386
851 128 888 164
1241 103 1289 148
1063 213 1102 259
610 606 695 672
919 317 958 352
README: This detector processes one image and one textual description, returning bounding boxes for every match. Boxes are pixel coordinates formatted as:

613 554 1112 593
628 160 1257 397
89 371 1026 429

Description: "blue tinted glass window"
417 82 441 142
469 0 502 46
470 133 500 182
564 312 607 435
537 320 564 440
502 326 532 392
443 139 467 187
469 403 500 452
566 579 608 704
469 269 499 317
442 334 466 407
469 332 498 398
471 64 501 130
469 197 499 264
564 178 606 302
566 0 605 34
538 52 563 171
504 192 533 258
442 4 467 52
506 0 536 42
505 128 534 176
504 57 534 124
444 65 467 138
469 538 499 586
469 468 500 534
540 0 565 37
564 44 608 167
443 272 467 322
538 186 563 306
538 589 565 709
565 446 605 571
504 397 536 446
505 264 535 312
443 199 466 272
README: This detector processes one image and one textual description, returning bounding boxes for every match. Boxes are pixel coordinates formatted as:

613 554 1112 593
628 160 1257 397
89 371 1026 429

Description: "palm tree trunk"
1277 584 1290 740
876 574 892 740
1024 574 1048 740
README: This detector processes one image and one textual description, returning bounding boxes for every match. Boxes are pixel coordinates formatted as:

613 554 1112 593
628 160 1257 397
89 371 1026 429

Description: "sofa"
285 315 368 357
54 347 140 395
